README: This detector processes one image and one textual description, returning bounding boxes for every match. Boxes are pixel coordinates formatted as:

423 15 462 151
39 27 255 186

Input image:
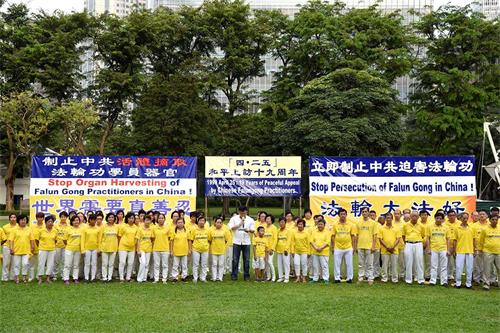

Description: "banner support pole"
204 196 208 219
299 196 302 217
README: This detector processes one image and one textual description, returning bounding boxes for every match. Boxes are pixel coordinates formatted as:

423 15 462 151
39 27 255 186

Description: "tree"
0 92 55 210
266 0 413 104
201 0 272 115
53 100 99 155
277 68 405 157
91 12 148 154
407 5 500 155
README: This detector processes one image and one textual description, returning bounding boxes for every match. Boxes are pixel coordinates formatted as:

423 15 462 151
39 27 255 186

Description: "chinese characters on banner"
205 156 301 197
309 156 476 223
30 156 197 221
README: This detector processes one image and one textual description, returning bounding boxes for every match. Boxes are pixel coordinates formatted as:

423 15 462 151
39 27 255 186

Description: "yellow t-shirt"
118 224 138 252
264 224 278 251
393 221 405 250
253 235 268 258
472 222 489 250
285 221 296 231
36 228 58 251
170 228 188 257
332 222 357 250
403 222 426 242
9 227 33 255
189 227 210 253
208 228 230 255
64 227 83 252
357 219 377 249
31 224 45 255
426 223 451 252
310 229 331 256
82 226 101 251
152 225 170 252
55 224 68 248
378 225 401 255
291 229 311 254
275 229 291 254
0 228 6 251
452 225 476 254
136 227 154 253
99 224 119 252
2 223 18 248
480 226 500 254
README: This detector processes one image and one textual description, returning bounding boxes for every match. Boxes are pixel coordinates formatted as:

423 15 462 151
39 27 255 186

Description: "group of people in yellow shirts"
1 206 499 290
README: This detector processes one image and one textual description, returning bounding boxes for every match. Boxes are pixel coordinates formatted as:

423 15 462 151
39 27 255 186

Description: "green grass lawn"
1 277 499 332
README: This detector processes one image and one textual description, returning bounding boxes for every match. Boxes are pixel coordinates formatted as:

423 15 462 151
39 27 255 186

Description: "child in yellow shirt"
253 226 268 281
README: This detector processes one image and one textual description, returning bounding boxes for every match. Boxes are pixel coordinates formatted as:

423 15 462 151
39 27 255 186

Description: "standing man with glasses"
228 206 255 281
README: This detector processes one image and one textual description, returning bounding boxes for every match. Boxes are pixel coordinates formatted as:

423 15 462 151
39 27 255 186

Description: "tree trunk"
99 122 112 155
4 150 16 211
222 197 230 217
283 197 292 213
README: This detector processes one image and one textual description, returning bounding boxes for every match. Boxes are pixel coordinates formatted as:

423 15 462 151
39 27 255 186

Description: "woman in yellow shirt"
208 217 231 282
189 216 210 283
276 217 291 283
53 211 69 281
291 219 310 283
264 215 278 282
36 215 57 284
310 219 332 283
169 218 189 282
152 213 170 283
9 215 34 284
118 212 138 282
100 212 119 282
63 215 84 284
136 216 154 283
82 214 101 282
2 213 18 282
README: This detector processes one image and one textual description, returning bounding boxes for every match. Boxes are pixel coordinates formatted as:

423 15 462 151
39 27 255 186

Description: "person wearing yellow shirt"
290 219 310 283
356 207 378 284
452 212 477 288
152 213 170 283
373 215 384 280
100 212 119 282
35 215 58 284
445 209 459 281
332 209 357 284
310 219 331 284
275 217 291 283
118 212 138 282
9 215 34 284
170 218 190 282
425 212 452 287
208 217 231 282
479 215 500 290
253 226 268 281
82 214 101 282
63 215 84 284
402 211 426 285
2 213 18 281
378 213 401 283
53 211 69 281
263 214 278 282
394 209 406 279
136 216 154 283
29 212 46 282
189 216 210 283
419 210 432 281
472 210 489 285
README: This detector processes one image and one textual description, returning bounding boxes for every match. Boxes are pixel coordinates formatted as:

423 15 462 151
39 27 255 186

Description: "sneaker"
277 279 284 283
466 286 472 289
309 280 317 284
64 280 70 285
346 279 352 284
442 283 448 288
74 279 79 284
482 284 490 290
323 280 329 284
334 280 341 284
455 285 461 289
284 280 289 283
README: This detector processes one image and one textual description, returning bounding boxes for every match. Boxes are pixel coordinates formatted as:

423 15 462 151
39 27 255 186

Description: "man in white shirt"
228 206 255 281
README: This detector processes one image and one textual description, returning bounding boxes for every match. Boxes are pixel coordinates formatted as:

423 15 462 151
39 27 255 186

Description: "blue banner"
309 156 475 177
32 156 197 179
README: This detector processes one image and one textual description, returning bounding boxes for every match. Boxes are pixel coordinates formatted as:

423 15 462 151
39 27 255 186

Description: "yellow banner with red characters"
309 156 477 224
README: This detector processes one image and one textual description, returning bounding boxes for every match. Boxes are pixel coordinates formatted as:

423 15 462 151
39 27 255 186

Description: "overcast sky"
6 0 474 13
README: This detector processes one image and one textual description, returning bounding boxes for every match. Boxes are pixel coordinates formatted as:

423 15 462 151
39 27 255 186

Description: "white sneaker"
284 280 289 283
277 278 283 283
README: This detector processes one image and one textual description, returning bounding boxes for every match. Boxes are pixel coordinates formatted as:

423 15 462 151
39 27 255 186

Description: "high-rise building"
151 0 432 109
84 0 148 16
472 0 499 20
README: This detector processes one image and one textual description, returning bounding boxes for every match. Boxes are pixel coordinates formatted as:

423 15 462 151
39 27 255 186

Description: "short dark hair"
138 209 147 215
17 214 27 224
59 211 69 218
296 219 305 227
419 210 429 216
70 215 79 226
434 212 445 219
338 208 347 215
88 214 97 221
447 210 456 215
36 212 45 218
238 205 248 212
267 214 275 223
304 208 312 215
490 207 499 213
44 215 54 223
257 226 264 232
